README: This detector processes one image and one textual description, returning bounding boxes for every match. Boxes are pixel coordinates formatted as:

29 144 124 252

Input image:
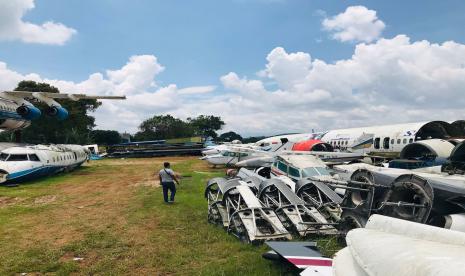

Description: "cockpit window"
301 167 318 177
28 154 40 162
288 166 300 178
0 153 8 161
315 167 330 176
302 167 330 177
7 154 28 161
277 161 288 173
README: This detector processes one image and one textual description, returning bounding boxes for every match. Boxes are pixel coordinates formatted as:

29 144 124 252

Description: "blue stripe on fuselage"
5 161 85 183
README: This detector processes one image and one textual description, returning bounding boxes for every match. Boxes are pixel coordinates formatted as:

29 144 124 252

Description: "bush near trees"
90 130 122 145
218 131 243 142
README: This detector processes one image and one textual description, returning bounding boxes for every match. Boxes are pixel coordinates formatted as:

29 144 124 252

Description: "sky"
1 0 465 136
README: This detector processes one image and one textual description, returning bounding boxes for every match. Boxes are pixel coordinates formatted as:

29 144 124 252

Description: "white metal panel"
236 185 262 208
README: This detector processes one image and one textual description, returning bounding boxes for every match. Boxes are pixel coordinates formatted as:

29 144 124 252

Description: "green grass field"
0 157 340 275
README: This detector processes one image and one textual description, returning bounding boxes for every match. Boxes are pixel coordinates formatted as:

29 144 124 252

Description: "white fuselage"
0 144 89 183
201 147 269 166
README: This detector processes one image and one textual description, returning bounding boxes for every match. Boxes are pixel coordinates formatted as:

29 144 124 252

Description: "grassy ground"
0 157 341 275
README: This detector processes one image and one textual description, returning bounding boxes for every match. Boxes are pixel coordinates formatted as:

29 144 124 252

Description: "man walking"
158 162 179 203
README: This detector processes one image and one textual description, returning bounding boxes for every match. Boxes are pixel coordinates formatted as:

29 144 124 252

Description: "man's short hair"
164 162 170 168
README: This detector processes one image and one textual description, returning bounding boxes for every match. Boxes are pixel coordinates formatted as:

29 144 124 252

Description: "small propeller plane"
0 91 125 130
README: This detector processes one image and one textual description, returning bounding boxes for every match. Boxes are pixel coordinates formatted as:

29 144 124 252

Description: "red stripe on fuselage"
271 168 283 175
287 258 332 267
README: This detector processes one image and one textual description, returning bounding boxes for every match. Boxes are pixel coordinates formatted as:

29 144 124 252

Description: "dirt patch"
0 196 24 208
33 195 57 205
133 179 160 188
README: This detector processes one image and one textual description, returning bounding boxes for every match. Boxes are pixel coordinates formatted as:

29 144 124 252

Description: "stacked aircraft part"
442 140 465 174
205 177 291 243
295 177 344 222
333 163 465 229
257 178 337 236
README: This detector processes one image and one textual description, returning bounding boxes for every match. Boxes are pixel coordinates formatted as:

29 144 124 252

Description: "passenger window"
383 137 390 149
28 154 40 161
397 139 401 144
277 161 288 173
288 166 300 178
391 139 394 144
403 139 407 144
374 138 380 149
409 138 414 143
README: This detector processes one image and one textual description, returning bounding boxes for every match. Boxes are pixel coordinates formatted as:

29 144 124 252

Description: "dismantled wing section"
2 91 126 101
205 177 238 227
263 241 333 275
224 184 292 243
258 178 337 236
205 177 291 243
295 178 343 222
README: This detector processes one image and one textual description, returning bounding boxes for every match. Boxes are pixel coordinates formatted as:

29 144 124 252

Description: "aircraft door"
383 137 390 151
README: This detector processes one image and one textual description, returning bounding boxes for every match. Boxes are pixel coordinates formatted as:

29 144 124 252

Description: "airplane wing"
1 91 126 101
263 241 333 275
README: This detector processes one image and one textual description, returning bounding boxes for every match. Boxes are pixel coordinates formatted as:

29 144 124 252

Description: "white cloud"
322 6 385 43
1 32 465 136
0 0 76 45
178 86 216 95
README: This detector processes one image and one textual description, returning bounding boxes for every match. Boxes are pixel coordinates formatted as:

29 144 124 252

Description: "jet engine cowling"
46 106 69 120
16 105 42 120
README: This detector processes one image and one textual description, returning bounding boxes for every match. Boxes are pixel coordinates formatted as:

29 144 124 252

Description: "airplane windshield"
0 153 8 161
7 154 29 161
301 167 330 177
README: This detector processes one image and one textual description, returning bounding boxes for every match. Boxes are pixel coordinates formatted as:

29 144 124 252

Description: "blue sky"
2 0 465 87
1 0 465 135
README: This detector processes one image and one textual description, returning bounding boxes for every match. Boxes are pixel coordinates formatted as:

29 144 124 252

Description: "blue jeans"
162 181 176 202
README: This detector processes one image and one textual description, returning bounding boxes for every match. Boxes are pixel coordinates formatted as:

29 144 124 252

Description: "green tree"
218 131 243 142
90 130 122 145
187 115 225 139
13 80 101 144
134 114 194 141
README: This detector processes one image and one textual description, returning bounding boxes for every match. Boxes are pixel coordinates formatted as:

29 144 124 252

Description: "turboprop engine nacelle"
46 106 69 120
16 105 42 120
